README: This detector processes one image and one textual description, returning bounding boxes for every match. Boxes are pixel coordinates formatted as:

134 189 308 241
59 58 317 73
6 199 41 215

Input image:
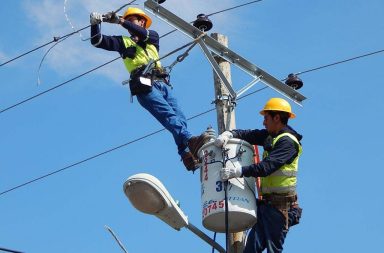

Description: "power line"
295 48 384 76
0 0 266 114
160 0 264 38
0 86 266 197
1 46 383 115
0 247 23 253
206 0 263 17
0 0 138 68
0 25 90 67
0 57 120 114
1 41 383 193
0 0 262 67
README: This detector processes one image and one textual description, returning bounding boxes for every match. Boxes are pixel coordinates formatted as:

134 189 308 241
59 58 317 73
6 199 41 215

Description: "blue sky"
1 0 384 252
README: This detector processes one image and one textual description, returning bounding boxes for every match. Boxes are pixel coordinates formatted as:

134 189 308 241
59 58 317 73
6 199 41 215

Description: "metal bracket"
144 0 307 105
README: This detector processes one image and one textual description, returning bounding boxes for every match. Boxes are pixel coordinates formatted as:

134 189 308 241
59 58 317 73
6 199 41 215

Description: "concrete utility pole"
212 33 236 132
211 33 243 253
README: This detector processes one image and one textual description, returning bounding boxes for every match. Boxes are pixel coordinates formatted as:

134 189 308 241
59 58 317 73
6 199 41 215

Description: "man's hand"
90 12 103 25
103 12 120 24
220 167 242 180
214 131 233 148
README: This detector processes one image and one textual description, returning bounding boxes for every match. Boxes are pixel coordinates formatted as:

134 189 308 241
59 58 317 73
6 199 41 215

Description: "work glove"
220 167 242 180
90 12 103 25
103 11 120 24
214 131 233 148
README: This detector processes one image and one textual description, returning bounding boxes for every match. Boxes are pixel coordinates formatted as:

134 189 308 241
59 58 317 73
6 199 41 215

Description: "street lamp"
123 173 225 253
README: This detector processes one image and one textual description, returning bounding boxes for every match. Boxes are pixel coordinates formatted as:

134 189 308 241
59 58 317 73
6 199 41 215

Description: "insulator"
193 14 213 31
156 0 166 3
285 73 303 90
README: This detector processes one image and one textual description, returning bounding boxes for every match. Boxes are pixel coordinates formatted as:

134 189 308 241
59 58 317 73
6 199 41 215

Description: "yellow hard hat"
260 98 296 119
123 7 152 29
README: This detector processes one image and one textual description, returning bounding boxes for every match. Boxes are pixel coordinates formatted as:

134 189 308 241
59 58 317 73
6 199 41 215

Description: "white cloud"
22 0 244 83
0 50 7 63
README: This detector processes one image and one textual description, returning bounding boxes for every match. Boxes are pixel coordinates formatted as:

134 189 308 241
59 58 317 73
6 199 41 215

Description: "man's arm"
120 21 159 50
90 24 126 54
242 136 299 177
231 129 269 146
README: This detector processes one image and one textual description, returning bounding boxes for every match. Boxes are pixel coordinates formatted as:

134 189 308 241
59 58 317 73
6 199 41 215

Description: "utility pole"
212 33 236 132
211 33 243 253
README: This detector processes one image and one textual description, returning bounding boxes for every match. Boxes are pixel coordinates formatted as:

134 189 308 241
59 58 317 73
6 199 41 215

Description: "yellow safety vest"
261 132 302 195
121 36 161 73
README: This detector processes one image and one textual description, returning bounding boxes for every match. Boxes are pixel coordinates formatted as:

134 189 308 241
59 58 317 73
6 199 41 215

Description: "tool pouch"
288 203 302 227
129 66 153 96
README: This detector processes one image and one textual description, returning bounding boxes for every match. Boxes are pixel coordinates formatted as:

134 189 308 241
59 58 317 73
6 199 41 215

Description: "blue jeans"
244 202 301 253
136 81 192 156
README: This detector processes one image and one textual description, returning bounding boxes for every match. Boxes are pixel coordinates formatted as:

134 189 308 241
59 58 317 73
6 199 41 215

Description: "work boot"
181 151 198 171
188 132 211 157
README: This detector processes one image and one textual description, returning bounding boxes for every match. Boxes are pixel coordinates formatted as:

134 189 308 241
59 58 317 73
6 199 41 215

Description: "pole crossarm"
144 0 306 105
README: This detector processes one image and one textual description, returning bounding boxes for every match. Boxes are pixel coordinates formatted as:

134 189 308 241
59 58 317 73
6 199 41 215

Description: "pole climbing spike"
193 14 213 31
285 73 304 90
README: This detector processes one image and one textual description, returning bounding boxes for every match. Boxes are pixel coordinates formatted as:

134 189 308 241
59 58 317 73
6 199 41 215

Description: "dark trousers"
244 202 302 253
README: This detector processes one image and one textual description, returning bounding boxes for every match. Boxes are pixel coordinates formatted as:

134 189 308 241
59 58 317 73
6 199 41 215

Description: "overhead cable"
0 0 263 67
0 57 120 114
0 26 90 67
1 47 383 115
160 0 263 38
0 247 24 253
0 0 137 68
295 48 384 76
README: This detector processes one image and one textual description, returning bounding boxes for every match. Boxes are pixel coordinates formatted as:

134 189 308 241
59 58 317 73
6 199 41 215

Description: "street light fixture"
123 173 225 253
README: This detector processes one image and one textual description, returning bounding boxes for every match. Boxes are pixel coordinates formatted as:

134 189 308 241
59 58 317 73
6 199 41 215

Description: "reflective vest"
261 132 302 195
121 36 161 73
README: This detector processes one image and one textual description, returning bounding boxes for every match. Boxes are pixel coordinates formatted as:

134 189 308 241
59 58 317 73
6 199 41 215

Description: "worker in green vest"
89 8 209 171
214 97 303 253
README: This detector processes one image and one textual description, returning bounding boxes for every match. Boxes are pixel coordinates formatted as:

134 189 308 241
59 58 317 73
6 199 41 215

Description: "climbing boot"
188 132 211 157
181 151 198 171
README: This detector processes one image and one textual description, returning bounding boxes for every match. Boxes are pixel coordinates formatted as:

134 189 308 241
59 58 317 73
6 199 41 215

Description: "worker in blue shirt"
89 8 209 171
215 98 303 253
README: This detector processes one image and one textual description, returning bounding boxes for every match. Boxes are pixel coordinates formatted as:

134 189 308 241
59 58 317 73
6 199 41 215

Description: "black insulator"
193 14 213 31
156 0 166 3
285 73 303 90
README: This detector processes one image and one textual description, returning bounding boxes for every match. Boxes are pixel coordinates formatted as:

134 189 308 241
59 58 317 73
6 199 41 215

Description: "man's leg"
262 204 288 253
136 82 192 155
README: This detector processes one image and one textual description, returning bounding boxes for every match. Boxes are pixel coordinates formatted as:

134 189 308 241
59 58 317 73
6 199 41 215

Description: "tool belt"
261 194 301 228
129 66 169 96
263 194 297 209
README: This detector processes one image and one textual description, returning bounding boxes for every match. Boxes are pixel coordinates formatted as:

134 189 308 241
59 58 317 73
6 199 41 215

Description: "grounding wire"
0 86 266 197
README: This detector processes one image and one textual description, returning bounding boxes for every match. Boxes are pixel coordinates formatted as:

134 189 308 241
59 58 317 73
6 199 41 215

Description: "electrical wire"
0 247 23 253
0 0 262 67
2 45 382 115
0 0 138 68
0 86 266 197
0 57 120 115
159 0 264 39
5 46 380 193
295 48 384 76
0 26 90 67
